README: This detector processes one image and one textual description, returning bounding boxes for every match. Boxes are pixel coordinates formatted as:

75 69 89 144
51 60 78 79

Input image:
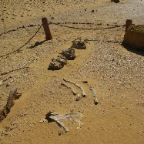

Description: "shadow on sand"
29 39 47 49
122 43 144 56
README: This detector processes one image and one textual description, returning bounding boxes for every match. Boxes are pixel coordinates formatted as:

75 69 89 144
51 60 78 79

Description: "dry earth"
0 0 144 144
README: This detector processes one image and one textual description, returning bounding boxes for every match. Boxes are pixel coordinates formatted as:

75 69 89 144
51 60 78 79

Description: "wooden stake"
125 19 132 32
42 17 52 40
89 86 98 105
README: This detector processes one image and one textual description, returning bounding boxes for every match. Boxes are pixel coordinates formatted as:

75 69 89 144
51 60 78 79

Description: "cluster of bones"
48 38 86 70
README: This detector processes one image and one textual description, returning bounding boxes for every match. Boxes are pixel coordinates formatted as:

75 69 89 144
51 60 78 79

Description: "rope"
0 22 123 37
50 22 123 30
87 39 122 43
0 21 124 58
0 24 41 37
0 22 125 36
0 24 42 58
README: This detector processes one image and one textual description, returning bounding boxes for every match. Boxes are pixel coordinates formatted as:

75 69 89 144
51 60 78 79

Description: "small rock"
111 0 120 3
82 81 88 84
10 79 14 83
72 39 86 49
56 55 67 65
51 17 54 20
39 119 46 123
60 48 76 60
75 94 81 101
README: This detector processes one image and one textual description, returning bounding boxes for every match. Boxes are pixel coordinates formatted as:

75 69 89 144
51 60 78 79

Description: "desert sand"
0 0 144 144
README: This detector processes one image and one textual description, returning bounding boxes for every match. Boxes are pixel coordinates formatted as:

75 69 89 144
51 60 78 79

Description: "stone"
39 119 46 123
71 39 86 49
0 88 21 122
48 56 67 70
60 48 76 60
111 0 120 3
48 60 63 70
56 55 67 65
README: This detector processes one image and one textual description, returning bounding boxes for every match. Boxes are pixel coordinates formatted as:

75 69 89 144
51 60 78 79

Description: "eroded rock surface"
48 56 67 70
60 48 76 60
71 39 86 49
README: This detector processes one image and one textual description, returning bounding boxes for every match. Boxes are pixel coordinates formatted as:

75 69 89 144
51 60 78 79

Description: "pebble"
39 119 46 123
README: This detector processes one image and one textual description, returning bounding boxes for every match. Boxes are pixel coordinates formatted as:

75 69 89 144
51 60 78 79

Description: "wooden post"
125 19 132 32
42 17 52 40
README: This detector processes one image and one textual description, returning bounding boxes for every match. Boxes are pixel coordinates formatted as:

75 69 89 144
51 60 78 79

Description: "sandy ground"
0 0 144 144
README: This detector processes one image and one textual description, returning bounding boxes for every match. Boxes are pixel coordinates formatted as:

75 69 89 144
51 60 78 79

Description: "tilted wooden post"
42 17 52 40
125 19 132 32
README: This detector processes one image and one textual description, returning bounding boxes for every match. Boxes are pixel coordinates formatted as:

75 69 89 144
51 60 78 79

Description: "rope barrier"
50 22 122 30
0 24 41 37
0 21 123 37
0 20 124 58
0 24 42 58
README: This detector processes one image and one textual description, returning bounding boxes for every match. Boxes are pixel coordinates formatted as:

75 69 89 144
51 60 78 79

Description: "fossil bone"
63 78 86 97
89 86 98 105
45 111 82 132
61 82 82 101
1 66 29 76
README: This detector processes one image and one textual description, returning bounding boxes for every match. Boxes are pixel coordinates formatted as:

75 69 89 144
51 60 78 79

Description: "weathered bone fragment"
46 112 68 132
89 86 98 105
0 88 22 122
6 88 20 110
48 60 63 70
56 55 67 65
45 111 82 132
111 0 120 3
75 94 82 101
63 78 86 97
60 48 76 60
71 38 86 49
